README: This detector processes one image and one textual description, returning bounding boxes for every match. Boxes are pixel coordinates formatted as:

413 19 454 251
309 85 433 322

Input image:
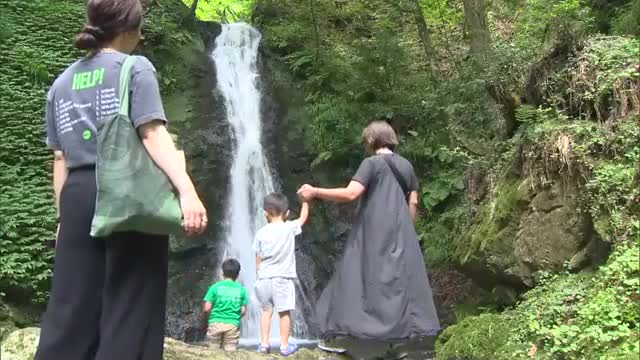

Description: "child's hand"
297 184 316 201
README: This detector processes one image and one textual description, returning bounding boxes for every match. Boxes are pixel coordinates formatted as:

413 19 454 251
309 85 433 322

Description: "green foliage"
611 0 640 36
418 202 470 266
421 168 465 210
0 0 86 301
587 160 639 242
521 246 640 359
436 245 640 360
145 0 200 95
436 312 527 360
543 36 640 121
514 0 594 52
305 96 363 165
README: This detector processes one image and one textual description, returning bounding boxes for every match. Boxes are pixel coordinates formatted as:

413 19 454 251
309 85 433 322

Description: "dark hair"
222 258 241 280
263 192 289 216
361 121 399 152
75 0 143 50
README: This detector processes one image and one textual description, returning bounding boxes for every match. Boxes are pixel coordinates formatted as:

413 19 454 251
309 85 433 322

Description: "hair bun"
75 24 105 50
82 24 105 40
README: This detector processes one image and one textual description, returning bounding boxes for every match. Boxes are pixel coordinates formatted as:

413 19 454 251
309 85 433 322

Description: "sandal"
280 344 299 356
257 344 270 354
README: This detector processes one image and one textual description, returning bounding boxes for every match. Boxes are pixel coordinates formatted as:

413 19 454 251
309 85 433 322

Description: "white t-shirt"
253 220 302 279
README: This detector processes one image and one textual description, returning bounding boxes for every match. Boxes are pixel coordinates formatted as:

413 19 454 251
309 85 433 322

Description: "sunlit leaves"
181 0 254 22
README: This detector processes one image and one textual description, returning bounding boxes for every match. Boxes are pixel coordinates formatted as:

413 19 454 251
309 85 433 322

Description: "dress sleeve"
44 89 61 150
409 164 419 192
352 157 375 187
129 56 167 128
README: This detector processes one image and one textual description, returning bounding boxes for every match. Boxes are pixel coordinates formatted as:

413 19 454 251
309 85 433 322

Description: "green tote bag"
90 56 183 237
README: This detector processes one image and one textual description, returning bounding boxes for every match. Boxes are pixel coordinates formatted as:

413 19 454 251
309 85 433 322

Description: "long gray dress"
315 153 440 340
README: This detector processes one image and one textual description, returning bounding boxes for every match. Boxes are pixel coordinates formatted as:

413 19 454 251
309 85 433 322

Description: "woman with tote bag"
35 1 207 359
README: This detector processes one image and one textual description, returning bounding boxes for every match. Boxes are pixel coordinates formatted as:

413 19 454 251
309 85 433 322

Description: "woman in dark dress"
298 121 440 356
35 1 207 359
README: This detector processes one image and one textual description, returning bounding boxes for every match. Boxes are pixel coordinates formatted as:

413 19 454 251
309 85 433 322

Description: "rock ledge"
0 328 346 360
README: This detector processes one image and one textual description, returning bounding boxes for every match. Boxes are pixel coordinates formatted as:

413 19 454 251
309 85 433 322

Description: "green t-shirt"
203 280 248 326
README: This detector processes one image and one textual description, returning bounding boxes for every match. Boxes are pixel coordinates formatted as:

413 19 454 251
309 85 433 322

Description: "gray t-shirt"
253 220 302 279
352 153 419 192
44 51 167 169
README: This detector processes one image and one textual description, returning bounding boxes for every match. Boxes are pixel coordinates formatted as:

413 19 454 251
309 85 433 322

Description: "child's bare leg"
279 310 291 349
260 309 273 347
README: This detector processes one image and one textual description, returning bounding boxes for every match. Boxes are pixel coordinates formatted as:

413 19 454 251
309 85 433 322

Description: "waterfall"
211 23 311 344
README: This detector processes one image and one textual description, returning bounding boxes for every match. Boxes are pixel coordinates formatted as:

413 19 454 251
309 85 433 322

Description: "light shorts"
206 322 240 351
254 277 296 313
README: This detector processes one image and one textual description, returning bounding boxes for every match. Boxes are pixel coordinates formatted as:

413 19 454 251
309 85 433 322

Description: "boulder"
458 176 608 299
1 328 347 360
0 300 40 342
0 327 39 360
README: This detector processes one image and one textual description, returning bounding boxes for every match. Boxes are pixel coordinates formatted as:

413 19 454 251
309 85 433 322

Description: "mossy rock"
435 313 527 360
0 300 40 342
1 328 347 360
0 327 40 360
454 169 603 292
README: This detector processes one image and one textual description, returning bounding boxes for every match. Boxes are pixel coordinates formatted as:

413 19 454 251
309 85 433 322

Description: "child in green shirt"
203 258 248 351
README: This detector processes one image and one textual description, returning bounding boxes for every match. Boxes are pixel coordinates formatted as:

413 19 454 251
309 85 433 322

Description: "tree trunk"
462 0 492 63
410 0 438 76
462 0 517 138
189 0 199 18
310 0 320 62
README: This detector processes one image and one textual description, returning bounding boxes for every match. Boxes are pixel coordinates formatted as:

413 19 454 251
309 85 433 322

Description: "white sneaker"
317 341 347 353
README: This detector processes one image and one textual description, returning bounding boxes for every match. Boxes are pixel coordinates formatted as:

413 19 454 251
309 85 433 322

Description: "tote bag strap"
381 155 411 198
118 56 138 117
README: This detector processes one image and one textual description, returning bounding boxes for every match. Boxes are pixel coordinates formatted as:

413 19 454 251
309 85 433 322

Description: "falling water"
211 23 311 344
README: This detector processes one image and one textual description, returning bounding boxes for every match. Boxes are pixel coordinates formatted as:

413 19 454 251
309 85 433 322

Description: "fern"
515 104 537 123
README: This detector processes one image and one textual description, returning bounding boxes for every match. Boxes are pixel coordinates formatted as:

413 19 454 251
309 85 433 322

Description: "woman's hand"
179 190 207 235
139 121 208 235
297 184 316 201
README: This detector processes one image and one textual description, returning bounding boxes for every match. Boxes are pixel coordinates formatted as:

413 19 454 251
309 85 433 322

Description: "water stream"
211 22 311 345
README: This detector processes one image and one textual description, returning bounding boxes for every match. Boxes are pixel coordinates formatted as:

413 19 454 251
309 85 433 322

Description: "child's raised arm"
296 201 310 226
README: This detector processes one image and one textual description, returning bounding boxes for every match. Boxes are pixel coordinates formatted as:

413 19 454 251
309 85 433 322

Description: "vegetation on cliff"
0 0 199 302
1 0 638 358
249 0 639 358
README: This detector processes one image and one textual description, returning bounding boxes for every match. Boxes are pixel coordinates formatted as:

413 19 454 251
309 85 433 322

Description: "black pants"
35 167 169 360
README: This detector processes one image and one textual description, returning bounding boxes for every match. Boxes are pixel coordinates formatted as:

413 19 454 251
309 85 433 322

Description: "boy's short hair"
222 258 241 280
263 192 289 216
361 121 399 152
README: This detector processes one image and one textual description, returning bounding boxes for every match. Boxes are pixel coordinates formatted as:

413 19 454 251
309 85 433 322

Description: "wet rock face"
153 20 350 340
157 24 231 340
159 24 353 340
258 55 355 337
